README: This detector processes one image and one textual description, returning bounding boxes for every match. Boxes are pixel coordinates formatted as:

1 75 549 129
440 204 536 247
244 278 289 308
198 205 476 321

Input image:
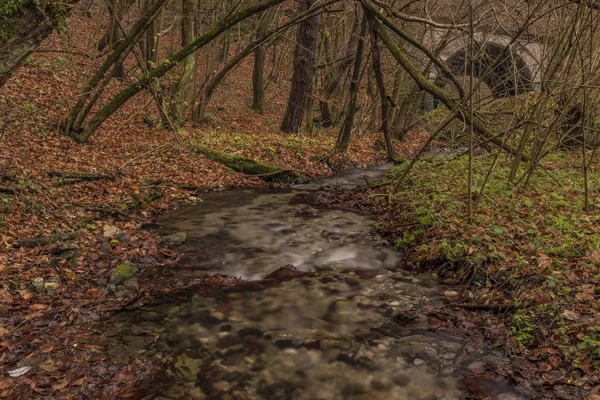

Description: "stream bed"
99 165 526 399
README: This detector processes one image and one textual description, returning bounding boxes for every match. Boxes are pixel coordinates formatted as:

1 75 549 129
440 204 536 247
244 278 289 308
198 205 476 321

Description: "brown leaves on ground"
0 7 433 399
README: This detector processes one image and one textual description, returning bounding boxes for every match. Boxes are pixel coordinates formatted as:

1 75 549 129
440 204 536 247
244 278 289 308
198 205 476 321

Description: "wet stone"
161 232 187 245
319 338 354 351
117 233 131 242
141 311 164 322
341 382 367 396
123 278 139 290
191 295 217 308
101 242 112 254
392 372 412 387
371 377 393 391
355 355 378 371
109 269 123 285
238 327 263 339
274 335 303 348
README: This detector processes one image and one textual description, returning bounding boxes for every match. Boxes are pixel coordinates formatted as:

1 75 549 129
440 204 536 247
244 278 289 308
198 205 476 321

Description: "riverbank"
366 153 600 399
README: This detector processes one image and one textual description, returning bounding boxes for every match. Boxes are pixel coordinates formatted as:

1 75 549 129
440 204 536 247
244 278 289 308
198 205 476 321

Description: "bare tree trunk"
319 15 360 127
368 18 393 160
252 10 274 114
335 15 368 152
70 0 286 143
169 0 198 126
280 0 321 134
193 1 332 123
63 0 169 136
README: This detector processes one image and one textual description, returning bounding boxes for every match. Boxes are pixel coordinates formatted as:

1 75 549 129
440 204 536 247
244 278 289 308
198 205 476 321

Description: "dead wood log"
15 232 79 248
190 142 306 182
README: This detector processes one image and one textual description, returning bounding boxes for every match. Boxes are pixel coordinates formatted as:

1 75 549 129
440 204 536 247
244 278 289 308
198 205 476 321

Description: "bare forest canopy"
1 0 599 182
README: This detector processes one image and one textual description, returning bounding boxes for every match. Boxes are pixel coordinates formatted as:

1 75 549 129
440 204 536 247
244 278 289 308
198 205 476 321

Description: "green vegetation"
383 150 600 367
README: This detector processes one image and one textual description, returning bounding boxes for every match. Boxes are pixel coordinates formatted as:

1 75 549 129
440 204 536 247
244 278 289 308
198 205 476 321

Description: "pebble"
101 242 113 254
123 278 139 290
109 269 123 285
103 225 121 238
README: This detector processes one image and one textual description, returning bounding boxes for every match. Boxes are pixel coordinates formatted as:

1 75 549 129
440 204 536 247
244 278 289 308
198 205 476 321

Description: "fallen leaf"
0 379 12 390
562 310 580 321
40 359 57 372
8 366 32 377
0 291 13 304
52 379 69 392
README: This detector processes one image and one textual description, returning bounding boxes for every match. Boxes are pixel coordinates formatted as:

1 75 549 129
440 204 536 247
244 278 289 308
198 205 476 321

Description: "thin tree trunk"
319 16 360 127
335 15 368 152
360 2 523 191
169 0 198 126
252 10 274 114
63 0 169 136
0 0 80 88
71 0 286 143
193 1 333 122
368 18 393 160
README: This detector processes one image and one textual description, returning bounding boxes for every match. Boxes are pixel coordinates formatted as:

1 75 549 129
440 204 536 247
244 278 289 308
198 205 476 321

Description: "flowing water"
100 165 526 399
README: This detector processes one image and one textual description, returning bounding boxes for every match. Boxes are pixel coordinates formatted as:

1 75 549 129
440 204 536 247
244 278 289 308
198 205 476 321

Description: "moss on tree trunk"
0 1 79 87
190 142 304 182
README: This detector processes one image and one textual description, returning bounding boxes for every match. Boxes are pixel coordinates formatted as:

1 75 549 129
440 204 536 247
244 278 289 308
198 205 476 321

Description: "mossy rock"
117 261 138 279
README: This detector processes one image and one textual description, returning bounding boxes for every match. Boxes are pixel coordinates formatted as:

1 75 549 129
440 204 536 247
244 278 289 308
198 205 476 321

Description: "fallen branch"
48 171 115 180
15 232 79 248
0 186 18 194
452 303 517 312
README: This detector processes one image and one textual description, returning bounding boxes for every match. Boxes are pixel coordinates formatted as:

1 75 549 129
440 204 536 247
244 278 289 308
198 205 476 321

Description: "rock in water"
162 232 187 245
295 205 321 217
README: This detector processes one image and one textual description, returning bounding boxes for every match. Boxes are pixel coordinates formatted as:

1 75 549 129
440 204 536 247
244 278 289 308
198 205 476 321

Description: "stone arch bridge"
418 28 545 109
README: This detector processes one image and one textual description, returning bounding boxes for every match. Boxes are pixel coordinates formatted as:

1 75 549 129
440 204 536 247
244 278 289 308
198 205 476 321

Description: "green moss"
117 261 138 279
190 141 304 182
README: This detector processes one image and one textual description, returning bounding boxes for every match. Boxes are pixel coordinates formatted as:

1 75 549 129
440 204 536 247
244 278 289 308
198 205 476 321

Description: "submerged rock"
162 232 187 245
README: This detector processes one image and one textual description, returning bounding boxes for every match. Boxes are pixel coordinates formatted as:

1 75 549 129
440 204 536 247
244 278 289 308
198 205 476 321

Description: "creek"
100 164 525 400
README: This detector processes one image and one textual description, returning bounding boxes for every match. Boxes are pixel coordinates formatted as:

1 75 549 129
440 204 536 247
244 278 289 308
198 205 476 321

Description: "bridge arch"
441 42 535 98
420 30 544 109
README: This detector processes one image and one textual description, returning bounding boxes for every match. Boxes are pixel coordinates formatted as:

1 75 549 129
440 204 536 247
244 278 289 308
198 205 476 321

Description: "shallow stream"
100 165 525 399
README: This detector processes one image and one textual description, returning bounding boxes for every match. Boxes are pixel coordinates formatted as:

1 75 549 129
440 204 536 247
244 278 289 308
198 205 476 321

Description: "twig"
452 303 517 312
118 141 174 171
